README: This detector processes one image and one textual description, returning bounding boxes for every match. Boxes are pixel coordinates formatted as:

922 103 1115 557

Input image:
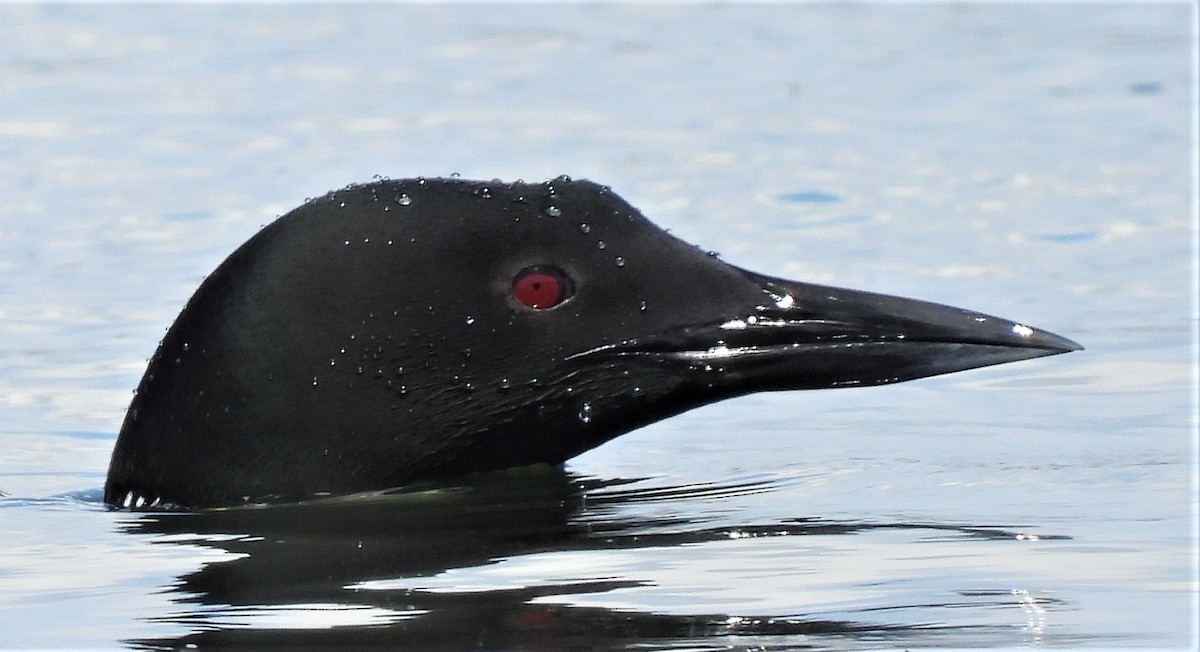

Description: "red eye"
512 266 573 310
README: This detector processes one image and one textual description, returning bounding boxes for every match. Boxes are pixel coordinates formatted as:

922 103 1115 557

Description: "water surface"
1 4 1195 649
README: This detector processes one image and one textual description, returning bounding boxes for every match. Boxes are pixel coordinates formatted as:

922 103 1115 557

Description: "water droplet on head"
578 402 593 424
597 240 606 250
396 193 412 206
579 223 591 234
498 377 511 390
465 316 475 325
614 256 625 267
544 206 562 218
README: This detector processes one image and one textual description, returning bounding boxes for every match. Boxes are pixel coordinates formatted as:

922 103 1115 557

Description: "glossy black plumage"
104 177 1080 508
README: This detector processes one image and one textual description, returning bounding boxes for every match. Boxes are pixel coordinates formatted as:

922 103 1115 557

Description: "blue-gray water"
1 3 1196 649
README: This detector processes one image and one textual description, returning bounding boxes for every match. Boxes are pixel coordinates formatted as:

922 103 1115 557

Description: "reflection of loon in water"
123 468 1070 649
104 177 1080 509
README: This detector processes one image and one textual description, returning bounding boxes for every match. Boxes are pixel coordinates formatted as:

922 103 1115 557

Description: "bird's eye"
512 266 573 310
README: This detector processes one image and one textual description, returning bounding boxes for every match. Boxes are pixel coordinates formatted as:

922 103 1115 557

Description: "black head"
104 177 1080 508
